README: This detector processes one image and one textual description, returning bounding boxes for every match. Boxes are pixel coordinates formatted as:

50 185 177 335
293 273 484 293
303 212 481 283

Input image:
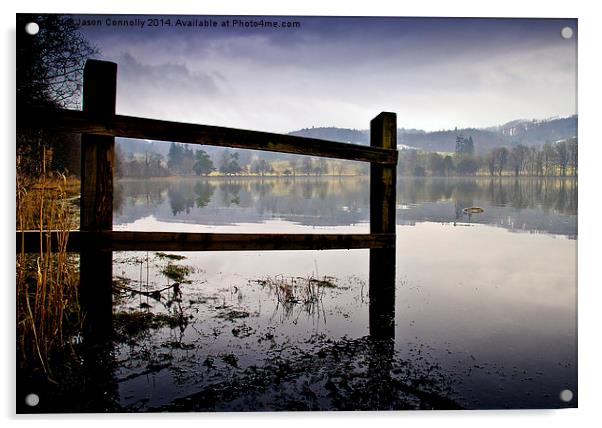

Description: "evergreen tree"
228 156 242 175
167 143 181 173
466 136 475 155
193 149 215 176
219 150 242 175
455 135 466 154
455 135 475 156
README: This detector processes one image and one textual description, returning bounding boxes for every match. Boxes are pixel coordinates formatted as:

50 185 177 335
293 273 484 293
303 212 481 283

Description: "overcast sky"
75 15 577 133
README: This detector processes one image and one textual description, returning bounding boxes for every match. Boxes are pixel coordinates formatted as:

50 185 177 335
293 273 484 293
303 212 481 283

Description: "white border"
2 1 600 427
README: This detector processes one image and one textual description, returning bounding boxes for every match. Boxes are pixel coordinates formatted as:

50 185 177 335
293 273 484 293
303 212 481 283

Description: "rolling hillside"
117 115 577 160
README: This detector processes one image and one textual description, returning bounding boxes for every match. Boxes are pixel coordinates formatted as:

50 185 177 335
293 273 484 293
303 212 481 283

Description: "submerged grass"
254 274 337 306
155 252 187 261
161 263 194 283
16 151 81 376
252 274 337 323
113 311 189 339
154 336 461 412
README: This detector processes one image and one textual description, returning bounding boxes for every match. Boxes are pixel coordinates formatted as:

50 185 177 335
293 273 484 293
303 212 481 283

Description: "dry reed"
16 150 80 376
255 275 336 307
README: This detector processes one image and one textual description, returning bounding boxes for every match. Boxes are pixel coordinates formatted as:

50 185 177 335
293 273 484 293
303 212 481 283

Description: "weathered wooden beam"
16 231 396 253
16 230 82 253
17 107 398 165
370 112 397 234
79 59 117 337
369 112 398 340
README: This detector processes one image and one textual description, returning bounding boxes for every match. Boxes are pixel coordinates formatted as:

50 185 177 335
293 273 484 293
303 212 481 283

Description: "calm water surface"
110 176 577 410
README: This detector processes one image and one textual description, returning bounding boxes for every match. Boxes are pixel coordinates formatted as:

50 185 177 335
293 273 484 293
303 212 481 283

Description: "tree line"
399 135 577 177
116 136 578 179
115 142 361 178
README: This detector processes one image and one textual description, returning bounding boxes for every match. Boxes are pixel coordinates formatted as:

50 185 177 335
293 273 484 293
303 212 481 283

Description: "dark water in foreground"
24 177 578 412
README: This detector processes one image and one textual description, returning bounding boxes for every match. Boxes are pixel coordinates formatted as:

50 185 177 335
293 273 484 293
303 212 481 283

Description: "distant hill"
397 128 506 153
116 137 231 163
116 137 171 157
117 115 577 160
289 115 577 154
288 127 369 145
494 116 577 145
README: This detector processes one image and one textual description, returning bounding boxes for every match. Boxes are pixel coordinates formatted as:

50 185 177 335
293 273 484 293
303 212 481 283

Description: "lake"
106 176 577 410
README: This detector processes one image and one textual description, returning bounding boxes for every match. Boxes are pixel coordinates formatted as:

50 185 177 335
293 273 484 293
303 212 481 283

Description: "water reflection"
398 178 576 238
107 176 578 410
194 181 215 208
153 336 460 411
114 177 370 228
114 177 577 237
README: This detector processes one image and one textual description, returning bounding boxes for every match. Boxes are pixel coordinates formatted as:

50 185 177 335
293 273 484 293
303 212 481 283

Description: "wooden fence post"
369 112 397 340
80 59 117 337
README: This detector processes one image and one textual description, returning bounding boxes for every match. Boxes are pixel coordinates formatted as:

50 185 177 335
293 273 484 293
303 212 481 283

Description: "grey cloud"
106 52 224 120
80 16 576 132
117 52 220 96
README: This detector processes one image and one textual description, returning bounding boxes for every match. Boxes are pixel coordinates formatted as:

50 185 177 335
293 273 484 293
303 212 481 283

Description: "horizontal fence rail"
17 231 396 253
18 106 398 165
16 58 399 339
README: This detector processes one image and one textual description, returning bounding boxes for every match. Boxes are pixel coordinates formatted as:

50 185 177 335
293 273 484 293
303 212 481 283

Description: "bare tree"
289 158 298 177
485 152 496 176
542 143 556 176
301 157 313 175
567 138 578 177
17 14 98 109
555 141 569 177
510 145 529 176
17 14 98 176
528 146 544 177
333 161 346 177
493 147 509 176
315 158 328 176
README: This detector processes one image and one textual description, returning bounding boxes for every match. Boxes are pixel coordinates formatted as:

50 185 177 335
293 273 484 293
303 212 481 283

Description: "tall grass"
16 150 80 377
254 274 337 321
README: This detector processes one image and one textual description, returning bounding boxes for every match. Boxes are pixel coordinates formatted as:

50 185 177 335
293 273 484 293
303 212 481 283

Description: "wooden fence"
17 59 398 340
